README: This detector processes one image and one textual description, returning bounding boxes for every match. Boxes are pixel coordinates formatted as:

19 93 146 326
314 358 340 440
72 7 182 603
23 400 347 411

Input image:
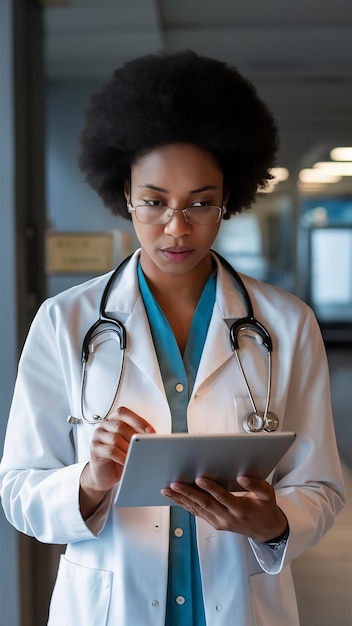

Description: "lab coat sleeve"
248 306 345 573
0 300 109 544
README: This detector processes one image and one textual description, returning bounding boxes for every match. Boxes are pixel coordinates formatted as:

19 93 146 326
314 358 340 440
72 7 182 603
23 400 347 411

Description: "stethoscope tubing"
79 328 127 423
71 251 278 430
81 255 131 363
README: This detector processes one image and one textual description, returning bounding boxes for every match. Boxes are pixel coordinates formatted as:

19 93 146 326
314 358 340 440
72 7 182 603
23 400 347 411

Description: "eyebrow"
137 184 219 194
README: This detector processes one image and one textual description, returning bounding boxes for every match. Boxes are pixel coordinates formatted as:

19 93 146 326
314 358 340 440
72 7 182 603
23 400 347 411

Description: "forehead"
131 143 224 185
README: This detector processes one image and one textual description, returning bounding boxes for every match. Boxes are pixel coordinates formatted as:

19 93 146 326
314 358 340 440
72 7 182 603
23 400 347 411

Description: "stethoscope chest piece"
243 411 279 433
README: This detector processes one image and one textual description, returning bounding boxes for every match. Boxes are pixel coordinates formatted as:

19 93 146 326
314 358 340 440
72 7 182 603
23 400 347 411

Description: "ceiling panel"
43 0 352 182
165 28 352 69
160 0 352 27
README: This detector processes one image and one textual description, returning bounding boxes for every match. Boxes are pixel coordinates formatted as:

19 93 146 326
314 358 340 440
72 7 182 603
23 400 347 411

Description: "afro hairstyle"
78 50 279 219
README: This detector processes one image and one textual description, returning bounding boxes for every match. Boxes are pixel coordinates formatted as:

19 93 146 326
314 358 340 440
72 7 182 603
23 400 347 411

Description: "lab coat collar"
104 249 249 319
103 249 250 391
104 249 142 321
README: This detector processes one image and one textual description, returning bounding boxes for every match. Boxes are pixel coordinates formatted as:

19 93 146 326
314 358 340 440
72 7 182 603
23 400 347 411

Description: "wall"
0 0 20 624
46 81 138 297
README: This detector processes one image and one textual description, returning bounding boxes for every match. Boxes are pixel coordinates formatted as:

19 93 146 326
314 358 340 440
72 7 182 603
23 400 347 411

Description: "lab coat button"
175 383 184 392
152 600 159 607
174 527 184 537
176 595 185 605
215 603 222 612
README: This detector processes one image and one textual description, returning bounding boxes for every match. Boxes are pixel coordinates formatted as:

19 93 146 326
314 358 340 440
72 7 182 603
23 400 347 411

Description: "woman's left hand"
161 475 287 542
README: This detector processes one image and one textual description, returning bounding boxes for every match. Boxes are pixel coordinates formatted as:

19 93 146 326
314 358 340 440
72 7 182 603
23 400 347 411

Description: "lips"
160 247 193 261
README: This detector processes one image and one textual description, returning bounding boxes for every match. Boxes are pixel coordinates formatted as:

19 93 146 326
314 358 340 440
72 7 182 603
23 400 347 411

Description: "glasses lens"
133 205 223 224
134 205 170 224
185 206 222 225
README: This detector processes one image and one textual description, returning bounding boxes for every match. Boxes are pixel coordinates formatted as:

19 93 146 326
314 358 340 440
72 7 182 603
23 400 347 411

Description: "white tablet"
114 431 296 507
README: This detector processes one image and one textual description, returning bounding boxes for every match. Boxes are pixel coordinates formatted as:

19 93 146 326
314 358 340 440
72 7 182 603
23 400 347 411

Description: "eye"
142 199 164 206
191 200 214 207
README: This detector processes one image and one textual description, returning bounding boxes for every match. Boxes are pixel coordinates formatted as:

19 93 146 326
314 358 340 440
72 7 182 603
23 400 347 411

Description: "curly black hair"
78 50 278 219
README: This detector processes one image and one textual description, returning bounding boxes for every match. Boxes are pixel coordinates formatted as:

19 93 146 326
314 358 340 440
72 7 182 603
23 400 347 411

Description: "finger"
108 406 155 434
161 488 191 507
168 482 217 513
161 487 209 517
91 423 132 462
93 419 136 449
194 477 233 507
92 427 130 454
90 439 128 465
236 476 275 502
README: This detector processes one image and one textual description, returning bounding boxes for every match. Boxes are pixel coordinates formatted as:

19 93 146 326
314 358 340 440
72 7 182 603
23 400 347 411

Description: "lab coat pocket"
234 396 283 433
249 567 299 626
48 555 113 626
234 396 285 487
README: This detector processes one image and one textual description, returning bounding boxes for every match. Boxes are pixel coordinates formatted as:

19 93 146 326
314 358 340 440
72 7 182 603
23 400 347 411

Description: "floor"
291 346 352 626
292 463 352 626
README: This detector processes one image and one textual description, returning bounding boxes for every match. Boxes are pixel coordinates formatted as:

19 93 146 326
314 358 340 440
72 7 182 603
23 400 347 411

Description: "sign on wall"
46 232 114 274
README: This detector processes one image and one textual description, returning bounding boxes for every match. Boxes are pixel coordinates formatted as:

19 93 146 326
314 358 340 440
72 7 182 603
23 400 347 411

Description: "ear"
124 179 131 203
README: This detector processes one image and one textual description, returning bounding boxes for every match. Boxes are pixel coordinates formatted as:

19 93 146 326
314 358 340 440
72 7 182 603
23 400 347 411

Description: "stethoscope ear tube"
77 256 132 422
81 318 126 363
80 256 132 363
230 317 272 352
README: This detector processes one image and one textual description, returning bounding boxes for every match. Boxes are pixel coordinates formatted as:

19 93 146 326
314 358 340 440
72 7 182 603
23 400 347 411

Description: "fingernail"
237 476 250 487
170 482 183 492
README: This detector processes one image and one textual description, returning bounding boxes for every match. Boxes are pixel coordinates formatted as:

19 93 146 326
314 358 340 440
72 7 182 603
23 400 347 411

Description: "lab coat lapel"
194 254 249 390
104 251 165 398
124 297 165 396
194 304 234 387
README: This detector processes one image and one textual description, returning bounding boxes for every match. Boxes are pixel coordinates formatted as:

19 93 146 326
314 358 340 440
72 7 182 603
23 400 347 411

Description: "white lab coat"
0 250 345 626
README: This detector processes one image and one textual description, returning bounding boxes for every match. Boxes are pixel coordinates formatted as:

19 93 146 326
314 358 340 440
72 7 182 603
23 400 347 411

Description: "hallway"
292 345 352 626
292 463 352 626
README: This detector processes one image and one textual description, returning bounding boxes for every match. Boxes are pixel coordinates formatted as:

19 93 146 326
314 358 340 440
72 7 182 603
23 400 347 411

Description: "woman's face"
125 143 227 285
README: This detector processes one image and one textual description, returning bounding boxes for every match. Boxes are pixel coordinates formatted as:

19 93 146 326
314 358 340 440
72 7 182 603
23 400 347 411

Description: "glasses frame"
127 203 227 225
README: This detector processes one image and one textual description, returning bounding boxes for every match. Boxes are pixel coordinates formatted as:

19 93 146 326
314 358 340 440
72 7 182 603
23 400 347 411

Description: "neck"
139 252 214 307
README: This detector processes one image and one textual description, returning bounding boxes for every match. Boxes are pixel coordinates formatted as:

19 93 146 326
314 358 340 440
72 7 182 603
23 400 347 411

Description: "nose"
163 209 192 237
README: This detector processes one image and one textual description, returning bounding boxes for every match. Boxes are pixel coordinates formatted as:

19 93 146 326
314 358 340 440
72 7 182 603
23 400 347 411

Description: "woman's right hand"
79 406 155 518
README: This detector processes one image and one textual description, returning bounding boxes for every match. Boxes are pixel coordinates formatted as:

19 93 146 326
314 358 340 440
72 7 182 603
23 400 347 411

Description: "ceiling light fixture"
314 162 352 176
330 147 352 161
271 167 289 182
299 169 341 183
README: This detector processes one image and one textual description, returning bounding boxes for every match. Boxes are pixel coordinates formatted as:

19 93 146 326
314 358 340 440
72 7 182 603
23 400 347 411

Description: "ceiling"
43 0 352 194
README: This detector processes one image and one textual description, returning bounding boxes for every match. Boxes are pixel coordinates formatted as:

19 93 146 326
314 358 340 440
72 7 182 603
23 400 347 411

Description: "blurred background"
1 1 351 624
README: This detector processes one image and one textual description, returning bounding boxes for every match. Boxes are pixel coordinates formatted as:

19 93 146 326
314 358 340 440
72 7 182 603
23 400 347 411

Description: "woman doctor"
0 51 345 626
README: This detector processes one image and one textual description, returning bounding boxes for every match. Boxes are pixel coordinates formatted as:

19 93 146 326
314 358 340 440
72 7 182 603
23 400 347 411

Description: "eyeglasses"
127 204 226 225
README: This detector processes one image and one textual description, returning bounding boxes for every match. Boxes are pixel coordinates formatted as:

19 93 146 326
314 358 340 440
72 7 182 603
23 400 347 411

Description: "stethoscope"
68 251 279 433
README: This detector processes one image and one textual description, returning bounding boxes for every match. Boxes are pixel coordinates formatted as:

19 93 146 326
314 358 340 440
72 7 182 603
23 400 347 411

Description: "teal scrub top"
137 263 216 626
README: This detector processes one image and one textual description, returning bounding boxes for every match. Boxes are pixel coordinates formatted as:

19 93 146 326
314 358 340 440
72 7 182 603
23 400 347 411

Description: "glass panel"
214 194 294 292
